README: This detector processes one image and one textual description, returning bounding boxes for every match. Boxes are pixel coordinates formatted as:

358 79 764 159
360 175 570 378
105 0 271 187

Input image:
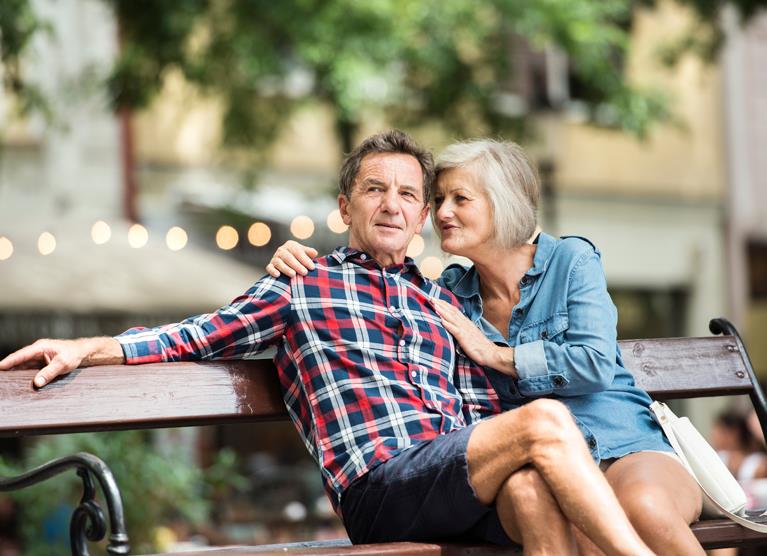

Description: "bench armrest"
0 452 130 556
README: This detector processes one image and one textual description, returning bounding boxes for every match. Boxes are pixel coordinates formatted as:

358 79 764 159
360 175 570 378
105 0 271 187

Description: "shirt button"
360 254 367 260
399 339 406 347
514 309 524 318
520 276 529 286
553 376 565 387
588 437 597 449
411 371 417 378
541 330 549 340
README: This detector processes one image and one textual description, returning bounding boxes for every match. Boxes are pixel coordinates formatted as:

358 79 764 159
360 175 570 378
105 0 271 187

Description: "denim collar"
450 232 558 299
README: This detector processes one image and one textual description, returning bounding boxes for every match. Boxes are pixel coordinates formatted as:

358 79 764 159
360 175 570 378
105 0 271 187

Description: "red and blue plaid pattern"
116 247 499 510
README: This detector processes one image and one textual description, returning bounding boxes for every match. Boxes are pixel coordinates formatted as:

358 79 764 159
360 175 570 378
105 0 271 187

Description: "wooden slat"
0 357 286 437
0 335 754 437
691 517 767 549
144 541 521 555
618 336 751 398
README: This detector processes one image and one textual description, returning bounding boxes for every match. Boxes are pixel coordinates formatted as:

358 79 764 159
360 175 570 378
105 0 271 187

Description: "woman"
267 139 703 554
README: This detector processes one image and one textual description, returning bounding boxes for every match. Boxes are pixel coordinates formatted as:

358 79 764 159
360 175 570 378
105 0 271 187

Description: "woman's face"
434 165 495 258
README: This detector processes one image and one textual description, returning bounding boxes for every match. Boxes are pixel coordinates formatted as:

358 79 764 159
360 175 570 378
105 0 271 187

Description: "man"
1 130 652 555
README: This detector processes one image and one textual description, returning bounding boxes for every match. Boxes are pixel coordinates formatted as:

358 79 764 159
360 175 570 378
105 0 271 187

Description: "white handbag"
650 401 767 531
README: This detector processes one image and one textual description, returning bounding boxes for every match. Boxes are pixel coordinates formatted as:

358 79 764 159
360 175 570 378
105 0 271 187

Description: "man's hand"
0 337 124 388
265 241 318 278
433 299 517 378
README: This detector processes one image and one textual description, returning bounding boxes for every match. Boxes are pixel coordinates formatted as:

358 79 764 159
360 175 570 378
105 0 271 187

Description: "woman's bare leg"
604 452 703 555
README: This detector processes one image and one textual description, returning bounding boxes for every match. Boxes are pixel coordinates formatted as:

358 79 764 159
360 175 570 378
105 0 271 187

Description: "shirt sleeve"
115 275 293 364
514 250 617 397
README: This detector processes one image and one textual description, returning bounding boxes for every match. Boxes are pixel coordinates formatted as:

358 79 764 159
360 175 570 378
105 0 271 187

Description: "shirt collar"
527 231 557 276
449 232 558 299
330 246 424 278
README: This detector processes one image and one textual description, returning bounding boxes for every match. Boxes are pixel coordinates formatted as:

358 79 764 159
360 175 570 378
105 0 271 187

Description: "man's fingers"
33 358 71 388
265 263 280 278
0 344 45 370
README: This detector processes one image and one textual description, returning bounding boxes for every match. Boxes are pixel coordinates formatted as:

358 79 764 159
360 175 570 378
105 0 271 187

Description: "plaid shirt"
116 247 500 510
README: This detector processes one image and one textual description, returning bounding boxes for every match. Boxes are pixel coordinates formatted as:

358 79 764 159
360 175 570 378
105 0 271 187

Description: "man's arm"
0 337 124 387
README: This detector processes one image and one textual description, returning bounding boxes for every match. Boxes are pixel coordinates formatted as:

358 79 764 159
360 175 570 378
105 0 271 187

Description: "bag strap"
649 401 767 533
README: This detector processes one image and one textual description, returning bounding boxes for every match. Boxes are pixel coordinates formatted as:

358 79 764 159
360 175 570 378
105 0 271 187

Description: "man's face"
339 153 429 266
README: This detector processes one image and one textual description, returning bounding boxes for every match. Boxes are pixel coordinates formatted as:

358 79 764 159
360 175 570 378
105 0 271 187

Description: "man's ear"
414 203 430 234
338 194 352 225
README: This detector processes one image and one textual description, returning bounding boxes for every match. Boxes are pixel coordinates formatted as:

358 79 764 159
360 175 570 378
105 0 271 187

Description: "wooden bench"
2 317 767 554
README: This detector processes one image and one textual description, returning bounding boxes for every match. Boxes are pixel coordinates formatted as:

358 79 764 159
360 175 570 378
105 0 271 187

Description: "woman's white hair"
434 139 539 249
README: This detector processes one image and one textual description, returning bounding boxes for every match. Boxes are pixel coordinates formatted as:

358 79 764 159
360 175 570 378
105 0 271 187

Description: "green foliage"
0 432 243 555
1 0 766 154
0 0 52 119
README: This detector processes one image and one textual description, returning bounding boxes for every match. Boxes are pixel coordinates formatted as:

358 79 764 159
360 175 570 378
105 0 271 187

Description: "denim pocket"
520 313 569 344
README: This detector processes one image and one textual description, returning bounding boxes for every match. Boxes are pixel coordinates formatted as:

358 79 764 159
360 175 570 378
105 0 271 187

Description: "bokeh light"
91 220 111 245
290 216 315 240
216 225 239 250
128 223 149 248
166 226 188 251
0 237 13 261
38 232 56 255
406 234 425 258
420 256 444 280
326 209 348 234
248 222 272 247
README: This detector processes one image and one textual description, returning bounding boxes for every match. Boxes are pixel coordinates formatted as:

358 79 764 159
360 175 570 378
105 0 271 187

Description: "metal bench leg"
0 451 130 555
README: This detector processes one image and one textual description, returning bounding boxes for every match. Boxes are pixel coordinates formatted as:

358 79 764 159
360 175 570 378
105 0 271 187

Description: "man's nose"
380 188 401 213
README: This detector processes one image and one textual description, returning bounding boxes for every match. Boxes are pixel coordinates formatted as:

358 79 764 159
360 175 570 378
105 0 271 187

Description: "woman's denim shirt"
440 232 671 461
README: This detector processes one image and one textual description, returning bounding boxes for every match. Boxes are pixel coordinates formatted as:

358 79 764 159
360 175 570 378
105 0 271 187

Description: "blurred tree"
1 0 766 155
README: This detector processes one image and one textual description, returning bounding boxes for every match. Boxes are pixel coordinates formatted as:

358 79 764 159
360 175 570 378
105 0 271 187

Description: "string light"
0 237 13 261
420 256 444 280
38 232 56 255
248 222 271 246
91 220 111 245
216 225 239 250
128 223 149 248
406 234 425 257
326 209 348 234
166 226 188 251
290 216 315 240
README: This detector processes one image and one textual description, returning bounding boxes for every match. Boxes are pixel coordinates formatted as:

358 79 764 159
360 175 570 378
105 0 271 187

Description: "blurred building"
1 0 766 547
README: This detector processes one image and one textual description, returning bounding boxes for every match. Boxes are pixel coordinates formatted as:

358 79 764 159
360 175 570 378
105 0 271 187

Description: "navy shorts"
339 424 517 546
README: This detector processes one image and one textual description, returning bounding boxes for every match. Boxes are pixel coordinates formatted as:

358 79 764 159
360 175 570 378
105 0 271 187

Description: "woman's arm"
514 250 617 398
433 299 518 378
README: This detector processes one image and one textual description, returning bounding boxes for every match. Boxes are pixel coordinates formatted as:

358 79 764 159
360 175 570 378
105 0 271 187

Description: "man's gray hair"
339 129 434 204
435 139 539 249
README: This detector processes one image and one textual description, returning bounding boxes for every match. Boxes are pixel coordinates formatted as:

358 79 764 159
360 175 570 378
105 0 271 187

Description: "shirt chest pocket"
519 313 569 345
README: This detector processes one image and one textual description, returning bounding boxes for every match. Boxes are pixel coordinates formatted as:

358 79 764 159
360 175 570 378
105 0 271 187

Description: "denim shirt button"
520 276 529 286
552 376 565 387
540 330 549 340
514 308 523 318
588 437 597 449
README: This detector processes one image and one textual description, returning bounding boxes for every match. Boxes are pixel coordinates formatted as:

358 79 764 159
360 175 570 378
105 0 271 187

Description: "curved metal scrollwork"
0 452 130 555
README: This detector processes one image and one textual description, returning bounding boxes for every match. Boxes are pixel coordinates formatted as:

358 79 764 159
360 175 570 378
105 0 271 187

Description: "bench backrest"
2 320 764 439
